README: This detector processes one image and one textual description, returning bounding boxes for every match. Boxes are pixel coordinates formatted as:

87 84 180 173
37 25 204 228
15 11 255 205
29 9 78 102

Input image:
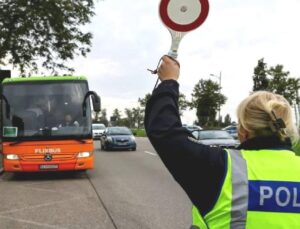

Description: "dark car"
222 125 238 139
192 129 239 149
100 126 137 151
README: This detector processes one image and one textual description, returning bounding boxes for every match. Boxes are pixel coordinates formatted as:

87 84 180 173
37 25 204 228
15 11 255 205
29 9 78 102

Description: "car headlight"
130 136 136 141
6 154 19 160
107 136 113 142
77 152 92 158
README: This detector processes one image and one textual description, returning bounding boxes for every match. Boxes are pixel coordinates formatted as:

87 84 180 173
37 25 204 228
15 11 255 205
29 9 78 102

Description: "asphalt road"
0 138 192 229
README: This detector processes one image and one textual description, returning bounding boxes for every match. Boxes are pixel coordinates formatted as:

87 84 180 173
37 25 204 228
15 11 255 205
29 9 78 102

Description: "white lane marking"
0 215 68 229
0 196 84 215
144 151 157 156
17 185 74 197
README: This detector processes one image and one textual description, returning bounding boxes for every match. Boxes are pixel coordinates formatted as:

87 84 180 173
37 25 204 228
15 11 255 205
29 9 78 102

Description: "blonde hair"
237 91 299 144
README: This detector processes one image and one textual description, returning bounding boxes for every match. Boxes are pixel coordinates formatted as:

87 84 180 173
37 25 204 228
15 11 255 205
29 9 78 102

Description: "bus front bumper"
3 157 94 172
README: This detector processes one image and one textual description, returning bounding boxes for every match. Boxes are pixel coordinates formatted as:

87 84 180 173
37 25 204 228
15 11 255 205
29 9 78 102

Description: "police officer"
144 56 300 228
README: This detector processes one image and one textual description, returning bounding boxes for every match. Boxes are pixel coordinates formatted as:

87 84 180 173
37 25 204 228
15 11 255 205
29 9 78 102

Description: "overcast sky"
16 0 300 124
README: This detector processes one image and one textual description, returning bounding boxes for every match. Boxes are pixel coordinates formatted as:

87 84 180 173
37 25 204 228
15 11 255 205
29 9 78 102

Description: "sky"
12 0 300 124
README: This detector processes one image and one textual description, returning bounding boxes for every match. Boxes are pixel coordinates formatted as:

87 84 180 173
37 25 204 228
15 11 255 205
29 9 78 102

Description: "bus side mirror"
83 91 101 117
91 93 101 112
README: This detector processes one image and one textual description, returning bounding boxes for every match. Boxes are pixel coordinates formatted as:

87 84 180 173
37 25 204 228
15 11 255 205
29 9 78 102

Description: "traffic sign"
159 0 209 58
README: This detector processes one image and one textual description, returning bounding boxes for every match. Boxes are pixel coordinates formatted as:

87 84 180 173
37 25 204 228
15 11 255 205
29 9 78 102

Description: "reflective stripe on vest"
230 149 248 229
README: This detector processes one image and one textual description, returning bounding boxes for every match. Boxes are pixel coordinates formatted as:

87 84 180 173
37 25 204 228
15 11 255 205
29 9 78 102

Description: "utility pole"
296 88 300 127
294 104 299 127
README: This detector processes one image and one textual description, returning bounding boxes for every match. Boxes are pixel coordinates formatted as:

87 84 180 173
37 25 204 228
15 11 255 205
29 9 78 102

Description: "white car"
92 123 106 140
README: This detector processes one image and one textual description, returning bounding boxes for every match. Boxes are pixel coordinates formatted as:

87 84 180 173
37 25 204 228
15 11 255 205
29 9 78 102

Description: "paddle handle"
167 30 186 59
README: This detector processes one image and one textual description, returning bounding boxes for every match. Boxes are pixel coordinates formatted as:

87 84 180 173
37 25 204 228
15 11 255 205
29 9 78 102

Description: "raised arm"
144 56 227 215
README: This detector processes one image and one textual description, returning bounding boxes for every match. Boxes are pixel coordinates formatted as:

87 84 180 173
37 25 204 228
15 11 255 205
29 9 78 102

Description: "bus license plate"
39 164 59 170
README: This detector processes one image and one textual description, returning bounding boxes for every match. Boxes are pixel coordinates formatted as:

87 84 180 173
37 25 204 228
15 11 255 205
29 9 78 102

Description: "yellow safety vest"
192 149 300 229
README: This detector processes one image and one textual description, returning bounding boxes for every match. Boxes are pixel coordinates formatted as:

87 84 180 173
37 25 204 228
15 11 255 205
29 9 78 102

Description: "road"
0 138 192 229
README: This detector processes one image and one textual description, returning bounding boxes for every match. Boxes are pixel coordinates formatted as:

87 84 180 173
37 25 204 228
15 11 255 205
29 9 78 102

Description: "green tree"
99 109 108 127
112 108 121 120
0 0 94 75
252 60 299 105
124 108 134 128
111 108 122 126
117 118 130 127
123 107 144 128
93 111 100 123
178 93 189 116
139 92 188 116
190 79 227 127
224 114 232 126
138 93 151 109
132 107 144 128
253 58 269 91
268 65 297 104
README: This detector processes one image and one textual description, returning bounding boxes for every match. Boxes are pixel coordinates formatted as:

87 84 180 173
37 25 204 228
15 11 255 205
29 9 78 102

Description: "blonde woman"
145 56 300 229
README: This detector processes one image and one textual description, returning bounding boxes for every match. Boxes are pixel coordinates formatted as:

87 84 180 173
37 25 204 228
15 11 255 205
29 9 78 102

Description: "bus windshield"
2 81 92 141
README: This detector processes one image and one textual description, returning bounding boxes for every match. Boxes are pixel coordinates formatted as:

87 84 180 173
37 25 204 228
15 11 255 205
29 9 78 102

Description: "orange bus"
1 76 100 172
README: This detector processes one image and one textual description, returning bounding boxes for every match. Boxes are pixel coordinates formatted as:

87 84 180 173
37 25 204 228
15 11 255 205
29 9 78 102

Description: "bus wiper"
34 127 51 136
74 139 86 144
10 140 23 146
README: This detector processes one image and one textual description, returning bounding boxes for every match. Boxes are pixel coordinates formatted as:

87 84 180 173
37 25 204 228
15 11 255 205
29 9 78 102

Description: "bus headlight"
6 154 19 160
77 152 91 158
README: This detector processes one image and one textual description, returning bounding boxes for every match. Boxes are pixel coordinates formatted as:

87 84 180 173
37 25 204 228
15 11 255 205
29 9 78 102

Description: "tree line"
94 58 300 129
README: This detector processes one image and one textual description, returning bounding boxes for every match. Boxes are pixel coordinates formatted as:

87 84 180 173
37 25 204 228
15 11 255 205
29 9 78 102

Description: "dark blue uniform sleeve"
144 80 227 215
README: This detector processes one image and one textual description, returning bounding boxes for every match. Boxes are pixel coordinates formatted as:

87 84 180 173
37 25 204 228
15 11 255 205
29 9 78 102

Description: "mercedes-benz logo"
44 153 52 161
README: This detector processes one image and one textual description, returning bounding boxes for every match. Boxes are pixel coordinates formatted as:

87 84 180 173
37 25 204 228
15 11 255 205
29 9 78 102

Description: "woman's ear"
238 125 249 143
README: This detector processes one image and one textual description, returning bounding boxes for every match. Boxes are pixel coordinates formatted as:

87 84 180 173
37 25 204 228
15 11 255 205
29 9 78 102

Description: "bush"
294 140 300 156
131 128 147 137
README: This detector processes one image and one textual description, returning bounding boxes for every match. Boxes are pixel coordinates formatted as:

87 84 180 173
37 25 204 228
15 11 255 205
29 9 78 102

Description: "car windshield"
93 125 105 130
107 127 132 135
199 130 233 140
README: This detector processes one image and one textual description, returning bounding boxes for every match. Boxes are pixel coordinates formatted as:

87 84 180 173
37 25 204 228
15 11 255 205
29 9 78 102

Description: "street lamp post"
296 87 300 127
210 72 222 126
293 79 300 127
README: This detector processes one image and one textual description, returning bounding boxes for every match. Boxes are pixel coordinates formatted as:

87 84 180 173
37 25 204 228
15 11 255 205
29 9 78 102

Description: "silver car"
192 130 239 149
222 125 238 139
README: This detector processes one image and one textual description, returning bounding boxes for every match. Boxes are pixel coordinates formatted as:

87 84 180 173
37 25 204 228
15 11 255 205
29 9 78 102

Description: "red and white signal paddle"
148 0 209 86
159 0 209 59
